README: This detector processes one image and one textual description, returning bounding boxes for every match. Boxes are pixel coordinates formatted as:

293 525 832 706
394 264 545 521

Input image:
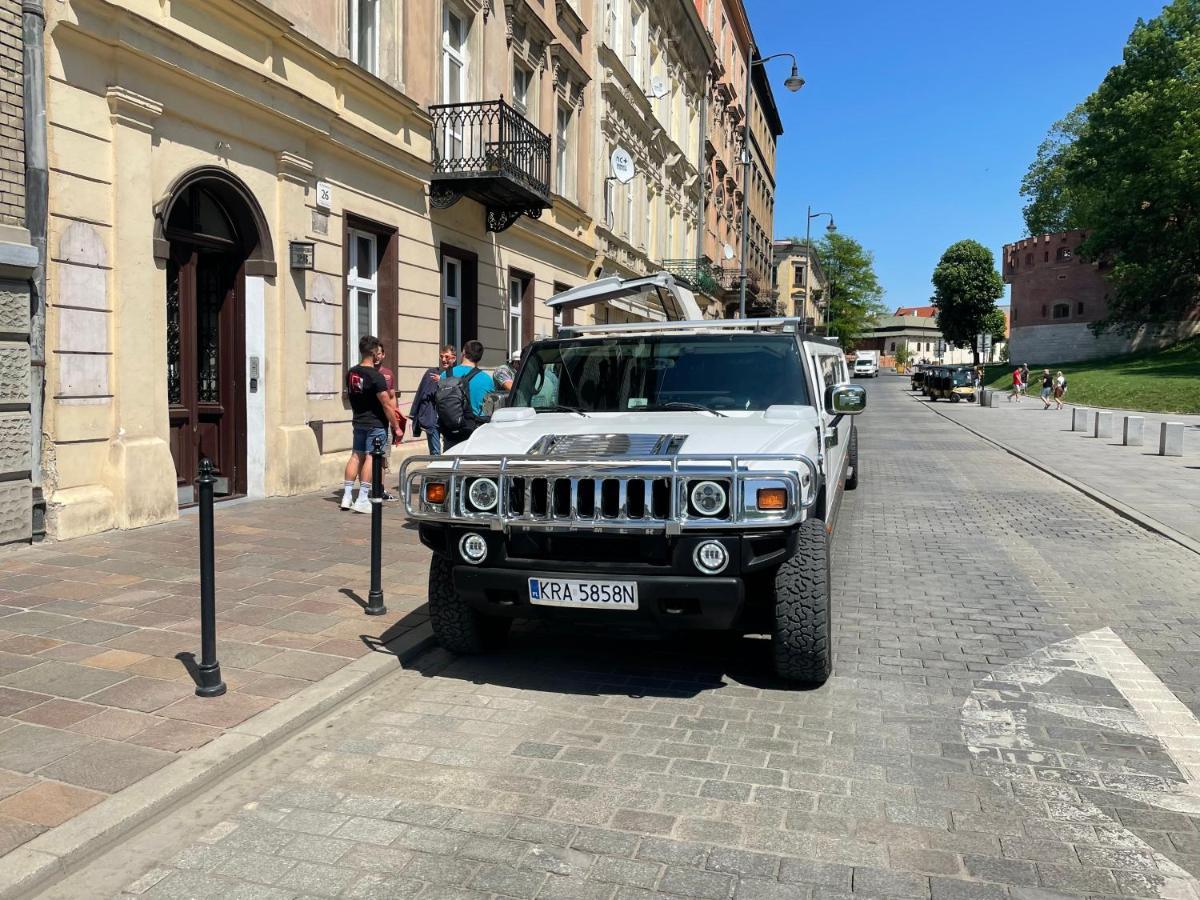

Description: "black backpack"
435 367 482 434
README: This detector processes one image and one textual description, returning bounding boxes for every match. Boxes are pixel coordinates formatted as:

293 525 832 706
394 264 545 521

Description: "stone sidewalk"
0 487 430 865
925 386 1200 549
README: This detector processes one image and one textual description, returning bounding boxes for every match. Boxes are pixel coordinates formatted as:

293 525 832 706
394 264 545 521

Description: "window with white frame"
629 5 643 85
441 256 462 350
347 0 379 74
606 0 623 54
706 0 714 30
555 103 574 200
508 275 523 358
513 63 532 117
347 229 378 363
442 6 468 104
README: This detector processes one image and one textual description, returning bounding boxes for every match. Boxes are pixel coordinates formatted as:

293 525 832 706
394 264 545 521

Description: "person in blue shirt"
442 340 495 450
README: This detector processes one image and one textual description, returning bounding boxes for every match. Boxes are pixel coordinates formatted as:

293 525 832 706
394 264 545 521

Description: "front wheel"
428 555 511 654
771 519 832 685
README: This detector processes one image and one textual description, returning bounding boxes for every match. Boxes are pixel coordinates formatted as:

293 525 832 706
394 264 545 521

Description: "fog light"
425 481 447 505
467 477 499 511
757 488 787 511
690 481 727 517
459 533 488 565
693 540 729 575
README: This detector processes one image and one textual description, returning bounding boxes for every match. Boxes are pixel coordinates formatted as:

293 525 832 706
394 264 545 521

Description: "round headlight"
690 481 727 517
459 533 488 565
693 541 729 574
467 478 499 511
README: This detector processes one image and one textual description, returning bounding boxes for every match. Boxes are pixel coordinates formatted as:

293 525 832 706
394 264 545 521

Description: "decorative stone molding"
276 151 314 186
106 87 163 133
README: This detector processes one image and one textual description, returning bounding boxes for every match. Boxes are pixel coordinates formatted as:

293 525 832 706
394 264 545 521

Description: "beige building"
743 57 783 315
771 239 826 325
591 0 712 322
39 0 603 540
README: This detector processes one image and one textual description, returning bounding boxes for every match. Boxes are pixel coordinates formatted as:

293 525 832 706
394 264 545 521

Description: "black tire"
771 519 832 685
951 393 960 403
428 554 511 654
845 427 859 491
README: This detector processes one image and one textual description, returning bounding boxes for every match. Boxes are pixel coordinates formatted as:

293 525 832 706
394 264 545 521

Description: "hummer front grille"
400 454 819 534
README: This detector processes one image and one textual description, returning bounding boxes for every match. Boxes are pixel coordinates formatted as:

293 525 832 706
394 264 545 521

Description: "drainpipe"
23 0 48 537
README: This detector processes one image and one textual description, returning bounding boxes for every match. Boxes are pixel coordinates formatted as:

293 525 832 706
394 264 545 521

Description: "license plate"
528 577 638 610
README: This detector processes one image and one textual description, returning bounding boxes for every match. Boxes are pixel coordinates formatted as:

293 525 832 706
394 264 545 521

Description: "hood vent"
527 433 687 457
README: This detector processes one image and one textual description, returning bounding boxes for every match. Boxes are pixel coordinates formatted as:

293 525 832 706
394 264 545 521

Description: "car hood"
449 409 821 458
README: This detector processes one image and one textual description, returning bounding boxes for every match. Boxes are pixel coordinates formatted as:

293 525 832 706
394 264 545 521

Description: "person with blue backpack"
436 340 495 451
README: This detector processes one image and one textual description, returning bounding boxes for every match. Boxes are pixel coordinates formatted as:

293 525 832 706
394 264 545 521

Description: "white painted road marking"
962 628 1200 899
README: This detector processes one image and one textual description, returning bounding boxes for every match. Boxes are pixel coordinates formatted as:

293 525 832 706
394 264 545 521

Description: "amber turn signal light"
756 488 787 511
425 482 447 505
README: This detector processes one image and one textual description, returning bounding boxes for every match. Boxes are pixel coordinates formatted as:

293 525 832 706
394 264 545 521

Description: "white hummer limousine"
401 275 866 684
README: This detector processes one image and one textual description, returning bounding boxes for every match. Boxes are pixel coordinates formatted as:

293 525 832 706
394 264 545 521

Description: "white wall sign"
610 148 635 185
316 181 332 210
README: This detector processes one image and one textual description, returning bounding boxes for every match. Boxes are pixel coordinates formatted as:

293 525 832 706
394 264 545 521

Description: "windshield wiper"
533 405 590 417
648 402 728 418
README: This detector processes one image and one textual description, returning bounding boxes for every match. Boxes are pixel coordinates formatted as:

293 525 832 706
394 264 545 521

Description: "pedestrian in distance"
1054 370 1067 410
1040 368 1054 410
342 335 403 513
409 345 456 455
1020 363 1030 399
436 340 495 451
1009 365 1022 403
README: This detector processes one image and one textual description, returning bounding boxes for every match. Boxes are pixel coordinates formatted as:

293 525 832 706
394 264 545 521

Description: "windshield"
855 359 872 367
953 369 973 386
511 334 810 413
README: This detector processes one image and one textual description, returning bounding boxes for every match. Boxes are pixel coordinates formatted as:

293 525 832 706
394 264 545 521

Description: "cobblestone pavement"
43 378 1200 900
0 488 430 857
929 384 1200 546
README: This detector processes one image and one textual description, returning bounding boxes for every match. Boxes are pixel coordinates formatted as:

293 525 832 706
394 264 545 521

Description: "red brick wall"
1002 231 1109 330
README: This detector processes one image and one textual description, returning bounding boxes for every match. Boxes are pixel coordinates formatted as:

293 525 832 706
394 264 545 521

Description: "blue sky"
749 0 1166 309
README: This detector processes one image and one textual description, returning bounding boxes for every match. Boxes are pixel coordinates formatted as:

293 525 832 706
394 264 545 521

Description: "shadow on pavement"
394 622 815 699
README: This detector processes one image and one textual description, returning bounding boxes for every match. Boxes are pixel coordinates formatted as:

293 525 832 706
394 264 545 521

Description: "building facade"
1004 230 1200 363
0 0 41 546
857 305 1008 366
771 239 825 325
591 0 711 322
38 0 604 541
743 55 782 315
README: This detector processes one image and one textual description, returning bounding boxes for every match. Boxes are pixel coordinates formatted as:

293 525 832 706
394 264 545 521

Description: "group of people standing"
1008 362 1068 409
338 336 521 512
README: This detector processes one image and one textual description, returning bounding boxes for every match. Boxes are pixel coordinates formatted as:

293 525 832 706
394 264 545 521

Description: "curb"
0 624 437 900
915 393 1200 559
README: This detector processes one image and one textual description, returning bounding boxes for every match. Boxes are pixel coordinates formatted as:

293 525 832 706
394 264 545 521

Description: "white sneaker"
351 496 372 514
340 493 353 510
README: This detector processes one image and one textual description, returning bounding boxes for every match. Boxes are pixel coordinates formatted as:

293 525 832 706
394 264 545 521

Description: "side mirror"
825 383 867 416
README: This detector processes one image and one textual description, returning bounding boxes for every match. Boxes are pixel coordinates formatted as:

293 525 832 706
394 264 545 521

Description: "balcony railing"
429 99 552 232
662 259 722 295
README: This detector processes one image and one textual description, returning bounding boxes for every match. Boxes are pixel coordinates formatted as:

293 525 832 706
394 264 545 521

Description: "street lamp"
804 206 835 324
739 52 804 319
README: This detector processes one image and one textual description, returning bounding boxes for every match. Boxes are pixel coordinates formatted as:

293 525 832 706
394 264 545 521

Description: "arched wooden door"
164 183 250 505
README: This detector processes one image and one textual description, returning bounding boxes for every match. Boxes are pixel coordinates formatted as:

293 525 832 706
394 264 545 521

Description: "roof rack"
557 317 809 338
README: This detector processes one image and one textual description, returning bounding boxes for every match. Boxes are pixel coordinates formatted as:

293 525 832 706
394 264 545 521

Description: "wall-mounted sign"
289 240 316 270
315 181 332 210
610 147 635 184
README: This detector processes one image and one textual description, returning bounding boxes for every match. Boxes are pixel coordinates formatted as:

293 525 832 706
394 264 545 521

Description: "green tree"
983 307 1008 344
1019 0 1200 333
931 240 1005 365
894 344 911 370
1019 104 1090 236
811 233 886 351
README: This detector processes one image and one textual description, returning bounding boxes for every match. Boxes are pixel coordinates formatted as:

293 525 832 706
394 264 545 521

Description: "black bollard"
195 459 227 697
365 435 388 616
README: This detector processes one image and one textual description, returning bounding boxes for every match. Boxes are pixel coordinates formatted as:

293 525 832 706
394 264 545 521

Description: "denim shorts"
352 426 389 454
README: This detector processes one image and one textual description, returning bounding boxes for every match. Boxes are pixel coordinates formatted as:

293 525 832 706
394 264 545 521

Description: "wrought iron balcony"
662 258 723 295
429 99 552 233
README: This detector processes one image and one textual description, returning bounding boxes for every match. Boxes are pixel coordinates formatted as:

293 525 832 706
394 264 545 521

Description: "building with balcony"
743 57 784 316
35 0 601 541
591 0 712 322
771 240 827 326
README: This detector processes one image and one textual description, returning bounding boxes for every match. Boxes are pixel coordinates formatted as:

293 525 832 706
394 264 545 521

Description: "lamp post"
804 206 836 325
739 52 804 319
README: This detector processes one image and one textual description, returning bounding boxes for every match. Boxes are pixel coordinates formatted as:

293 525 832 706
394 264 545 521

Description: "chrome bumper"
399 453 819 534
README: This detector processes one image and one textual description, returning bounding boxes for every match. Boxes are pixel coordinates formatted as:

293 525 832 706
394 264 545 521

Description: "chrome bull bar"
399 453 820 534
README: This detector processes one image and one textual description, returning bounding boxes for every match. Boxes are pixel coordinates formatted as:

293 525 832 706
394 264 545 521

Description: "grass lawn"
983 336 1200 414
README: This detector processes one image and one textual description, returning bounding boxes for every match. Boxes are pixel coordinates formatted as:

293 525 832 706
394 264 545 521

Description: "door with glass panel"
442 256 462 351
442 7 467 157
347 230 378 363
